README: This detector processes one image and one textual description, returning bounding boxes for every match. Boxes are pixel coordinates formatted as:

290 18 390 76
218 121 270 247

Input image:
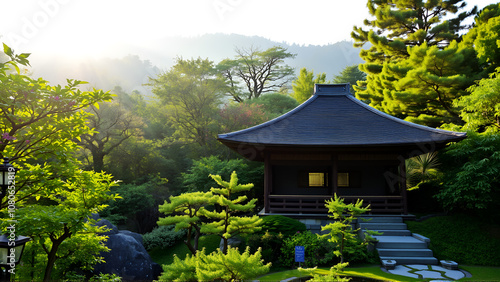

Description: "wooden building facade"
218 84 466 216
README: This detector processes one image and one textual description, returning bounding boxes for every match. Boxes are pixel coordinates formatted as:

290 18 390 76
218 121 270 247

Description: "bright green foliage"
160 252 198 282
463 3 500 72
393 41 478 126
148 57 225 154
292 68 327 103
197 246 271 282
352 0 478 127
321 195 371 264
157 191 215 254
218 46 296 102
0 45 113 164
332 65 367 96
0 45 119 281
280 230 335 268
161 247 270 282
456 69 500 132
406 152 441 190
13 166 120 281
436 132 500 211
201 171 262 253
300 263 351 282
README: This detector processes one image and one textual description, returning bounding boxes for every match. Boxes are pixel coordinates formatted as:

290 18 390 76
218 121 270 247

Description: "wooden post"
264 152 272 213
399 160 408 215
332 154 338 196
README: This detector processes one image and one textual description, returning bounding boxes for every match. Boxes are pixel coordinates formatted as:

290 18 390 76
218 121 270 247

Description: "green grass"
406 214 500 266
258 264 500 281
149 234 221 265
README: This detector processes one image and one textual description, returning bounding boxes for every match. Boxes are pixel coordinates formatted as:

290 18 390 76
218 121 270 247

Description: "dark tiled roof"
218 84 466 148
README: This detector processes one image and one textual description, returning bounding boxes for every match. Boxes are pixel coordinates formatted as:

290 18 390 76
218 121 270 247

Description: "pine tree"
292 68 327 103
351 0 479 127
201 171 262 254
157 191 215 254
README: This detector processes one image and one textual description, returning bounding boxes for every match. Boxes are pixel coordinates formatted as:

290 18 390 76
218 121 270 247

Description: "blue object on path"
295 246 305 263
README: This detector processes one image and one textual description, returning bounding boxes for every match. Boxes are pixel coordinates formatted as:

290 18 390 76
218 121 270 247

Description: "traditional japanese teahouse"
218 84 466 216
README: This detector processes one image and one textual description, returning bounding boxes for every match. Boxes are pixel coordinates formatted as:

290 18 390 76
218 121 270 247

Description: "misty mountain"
28 33 364 96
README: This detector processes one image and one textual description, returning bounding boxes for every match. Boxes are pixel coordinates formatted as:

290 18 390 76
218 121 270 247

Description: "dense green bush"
407 214 500 266
247 231 285 265
436 132 500 213
260 215 307 237
142 225 186 251
280 231 336 268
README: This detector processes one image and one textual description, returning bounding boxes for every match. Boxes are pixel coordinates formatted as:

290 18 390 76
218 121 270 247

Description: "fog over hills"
28 33 364 96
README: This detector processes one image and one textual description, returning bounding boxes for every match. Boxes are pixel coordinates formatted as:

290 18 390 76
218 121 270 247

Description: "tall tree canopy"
0 44 119 281
218 46 296 102
291 68 327 104
332 64 367 96
351 0 479 127
148 57 225 155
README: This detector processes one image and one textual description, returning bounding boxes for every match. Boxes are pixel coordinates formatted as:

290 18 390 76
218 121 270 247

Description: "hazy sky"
0 0 496 58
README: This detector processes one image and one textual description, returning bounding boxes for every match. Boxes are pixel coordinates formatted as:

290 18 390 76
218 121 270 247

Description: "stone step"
380 256 439 265
377 248 434 257
359 222 407 230
374 236 428 249
370 229 412 236
359 216 403 223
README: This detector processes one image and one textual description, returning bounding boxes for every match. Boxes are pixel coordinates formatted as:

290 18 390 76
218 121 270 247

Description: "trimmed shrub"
142 225 186 251
280 231 335 268
260 215 307 237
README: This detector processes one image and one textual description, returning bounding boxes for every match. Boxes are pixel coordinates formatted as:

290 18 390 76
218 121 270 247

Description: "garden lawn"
406 214 500 266
257 265 500 281
149 234 220 266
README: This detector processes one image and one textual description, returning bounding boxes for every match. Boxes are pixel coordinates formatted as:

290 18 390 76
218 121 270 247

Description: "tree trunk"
43 228 72 282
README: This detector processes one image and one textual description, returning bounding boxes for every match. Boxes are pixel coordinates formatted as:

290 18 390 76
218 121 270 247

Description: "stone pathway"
384 264 470 280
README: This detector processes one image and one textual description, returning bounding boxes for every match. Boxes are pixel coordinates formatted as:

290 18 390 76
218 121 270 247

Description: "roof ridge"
218 94 319 138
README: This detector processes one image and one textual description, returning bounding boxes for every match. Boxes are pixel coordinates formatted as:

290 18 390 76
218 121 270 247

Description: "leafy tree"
351 0 479 127
0 44 113 165
455 68 500 133
436 132 500 212
218 46 296 102
292 68 327 103
245 93 299 116
218 102 268 134
157 191 215 255
332 64 366 96
147 57 225 155
462 3 500 73
16 167 119 282
78 101 143 172
201 171 262 254
181 156 264 199
321 195 372 264
0 45 118 281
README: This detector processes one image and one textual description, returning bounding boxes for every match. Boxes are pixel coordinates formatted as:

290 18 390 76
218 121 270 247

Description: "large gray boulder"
93 218 160 281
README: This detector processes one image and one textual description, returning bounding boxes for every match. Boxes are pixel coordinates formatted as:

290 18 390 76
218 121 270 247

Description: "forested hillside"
27 33 363 95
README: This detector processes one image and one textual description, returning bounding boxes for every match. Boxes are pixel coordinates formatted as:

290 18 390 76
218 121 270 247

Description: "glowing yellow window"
338 173 349 187
309 173 325 187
